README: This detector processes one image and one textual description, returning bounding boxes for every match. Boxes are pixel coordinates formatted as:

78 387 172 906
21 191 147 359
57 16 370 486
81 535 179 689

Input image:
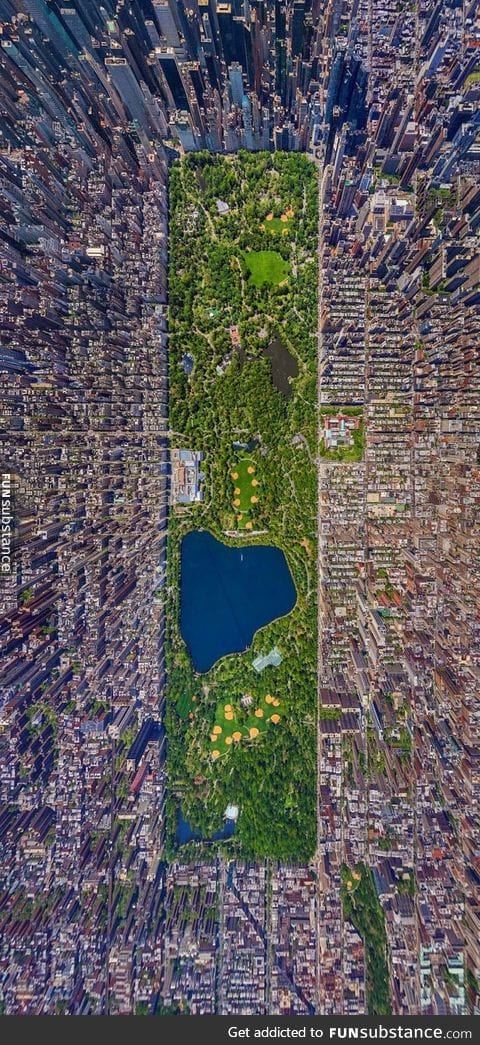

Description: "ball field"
209 693 283 760
230 457 261 530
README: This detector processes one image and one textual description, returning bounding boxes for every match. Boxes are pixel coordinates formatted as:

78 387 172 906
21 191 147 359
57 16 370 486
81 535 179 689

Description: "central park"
165 151 318 860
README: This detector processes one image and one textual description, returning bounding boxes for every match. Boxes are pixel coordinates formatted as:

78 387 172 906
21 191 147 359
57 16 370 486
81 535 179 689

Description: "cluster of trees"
341 863 391 1015
166 152 318 861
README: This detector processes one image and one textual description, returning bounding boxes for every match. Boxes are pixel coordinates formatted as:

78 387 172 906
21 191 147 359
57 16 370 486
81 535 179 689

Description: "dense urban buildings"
0 0 479 1018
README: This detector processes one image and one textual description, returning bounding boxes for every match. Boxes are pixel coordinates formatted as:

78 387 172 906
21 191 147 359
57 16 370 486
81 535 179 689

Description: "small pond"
261 338 298 398
176 808 236 845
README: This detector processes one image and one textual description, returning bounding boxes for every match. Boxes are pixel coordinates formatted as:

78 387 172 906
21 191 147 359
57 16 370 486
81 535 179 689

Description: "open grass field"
243 250 289 287
260 207 294 236
210 691 283 759
230 456 261 529
175 689 197 720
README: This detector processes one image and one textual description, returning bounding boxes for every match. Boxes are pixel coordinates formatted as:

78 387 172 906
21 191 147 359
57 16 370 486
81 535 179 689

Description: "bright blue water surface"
180 530 296 673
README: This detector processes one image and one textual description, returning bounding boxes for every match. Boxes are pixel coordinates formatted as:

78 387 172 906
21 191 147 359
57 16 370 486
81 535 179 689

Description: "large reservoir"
180 530 296 673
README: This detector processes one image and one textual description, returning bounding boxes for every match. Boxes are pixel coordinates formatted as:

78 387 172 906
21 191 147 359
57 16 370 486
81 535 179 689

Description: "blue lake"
180 530 296 673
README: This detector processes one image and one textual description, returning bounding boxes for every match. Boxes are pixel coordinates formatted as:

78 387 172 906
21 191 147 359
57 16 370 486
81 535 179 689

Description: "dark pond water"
181 352 194 375
176 808 236 845
180 530 296 673
232 438 259 452
261 338 298 398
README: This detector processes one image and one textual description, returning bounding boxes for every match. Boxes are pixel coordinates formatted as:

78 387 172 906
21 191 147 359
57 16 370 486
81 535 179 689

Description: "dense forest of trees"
165 151 318 860
341 864 392 1015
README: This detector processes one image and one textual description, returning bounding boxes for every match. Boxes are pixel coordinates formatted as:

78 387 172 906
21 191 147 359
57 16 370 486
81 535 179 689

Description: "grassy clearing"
260 206 294 236
210 692 283 760
230 456 261 528
176 690 196 719
243 250 289 287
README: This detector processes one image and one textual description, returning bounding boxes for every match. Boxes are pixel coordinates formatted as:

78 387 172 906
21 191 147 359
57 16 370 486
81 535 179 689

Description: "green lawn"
210 692 283 760
176 690 195 719
263 216 292 235
243 250 289 287
230 456 261 528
